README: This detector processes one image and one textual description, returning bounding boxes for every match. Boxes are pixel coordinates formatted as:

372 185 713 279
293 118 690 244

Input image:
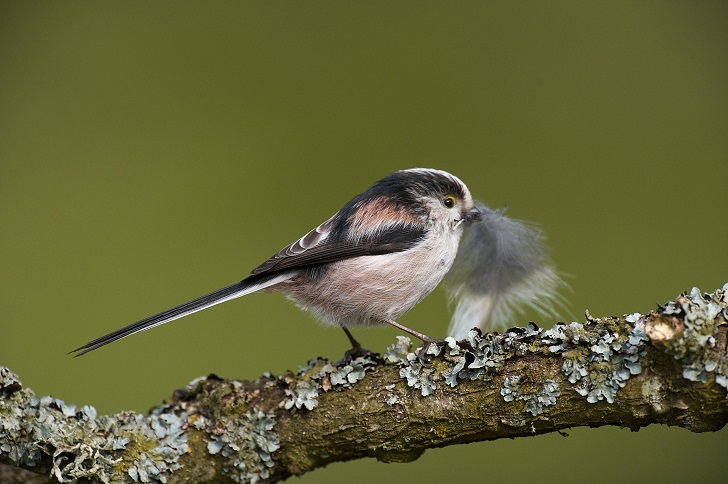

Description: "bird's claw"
341 344 382 364
417 337 475 366
416 338 448 366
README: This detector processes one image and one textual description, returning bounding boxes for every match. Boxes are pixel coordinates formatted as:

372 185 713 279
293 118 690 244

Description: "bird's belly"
285 237 459 326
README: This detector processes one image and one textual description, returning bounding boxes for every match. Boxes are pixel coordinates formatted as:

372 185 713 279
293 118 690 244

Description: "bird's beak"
453 206 482 230
463 206 482 223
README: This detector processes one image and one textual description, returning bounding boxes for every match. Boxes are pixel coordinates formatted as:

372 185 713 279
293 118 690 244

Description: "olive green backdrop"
2 2 727 482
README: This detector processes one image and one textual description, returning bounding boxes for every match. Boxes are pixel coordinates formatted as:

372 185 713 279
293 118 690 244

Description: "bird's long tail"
70 273 293 356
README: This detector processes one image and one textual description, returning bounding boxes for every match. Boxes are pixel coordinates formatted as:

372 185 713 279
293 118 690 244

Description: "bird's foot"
416 337 448 366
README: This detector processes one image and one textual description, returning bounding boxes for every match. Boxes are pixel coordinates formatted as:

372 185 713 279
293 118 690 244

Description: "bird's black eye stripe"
442 196 456 208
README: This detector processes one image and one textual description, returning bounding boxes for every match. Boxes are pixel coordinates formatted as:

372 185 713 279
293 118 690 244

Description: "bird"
71 168 562 360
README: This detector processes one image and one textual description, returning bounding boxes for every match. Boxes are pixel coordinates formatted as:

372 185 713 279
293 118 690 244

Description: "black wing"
249 216 427 277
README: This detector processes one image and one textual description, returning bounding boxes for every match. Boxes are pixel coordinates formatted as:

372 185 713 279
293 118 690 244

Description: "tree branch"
2 284 727 483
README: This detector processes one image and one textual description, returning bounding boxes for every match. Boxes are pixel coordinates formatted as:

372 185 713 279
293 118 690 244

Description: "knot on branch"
646 284 728 387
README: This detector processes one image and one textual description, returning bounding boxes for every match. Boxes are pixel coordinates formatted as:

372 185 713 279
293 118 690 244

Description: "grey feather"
445 202 566 339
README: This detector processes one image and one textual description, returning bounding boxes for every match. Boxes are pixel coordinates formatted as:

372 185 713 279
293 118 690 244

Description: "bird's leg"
341 325 362 349
383 319 446 366
340 325 376 361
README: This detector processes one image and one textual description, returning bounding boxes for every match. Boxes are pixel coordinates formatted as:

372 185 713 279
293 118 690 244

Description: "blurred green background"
2 2 727 482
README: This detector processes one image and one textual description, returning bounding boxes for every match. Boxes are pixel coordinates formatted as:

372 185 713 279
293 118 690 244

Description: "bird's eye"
442 196 456 208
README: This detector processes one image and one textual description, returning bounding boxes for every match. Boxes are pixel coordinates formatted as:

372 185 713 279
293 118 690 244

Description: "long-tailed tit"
71 168 562 360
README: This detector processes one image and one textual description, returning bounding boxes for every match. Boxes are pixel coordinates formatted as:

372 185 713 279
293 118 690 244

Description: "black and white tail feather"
445 202 566 340
70 273 295 356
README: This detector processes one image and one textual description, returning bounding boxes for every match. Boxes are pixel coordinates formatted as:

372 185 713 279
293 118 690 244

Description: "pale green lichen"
179 376 280 483
394 342 437 397
394 308 650 405
117 410 188 483
284 380 319 411
390 287 721 408
444 355 467 387
540 321 590 353
545 315 649 403
384 336 413 363
383 384 399 405
655 284 728 391
187 352 381 484
204 408 279 484
388 322 546 396
282 355 379 410
501 376 561 416
0 367 188 483
399 358 438 397
392 325 536 396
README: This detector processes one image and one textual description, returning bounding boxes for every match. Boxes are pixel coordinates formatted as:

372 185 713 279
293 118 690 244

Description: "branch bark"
2 284 727 483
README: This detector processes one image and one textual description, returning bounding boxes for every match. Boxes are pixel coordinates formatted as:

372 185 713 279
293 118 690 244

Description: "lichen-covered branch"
2 284 727 483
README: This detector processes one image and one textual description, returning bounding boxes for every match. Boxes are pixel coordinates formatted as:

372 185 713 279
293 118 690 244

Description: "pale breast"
285 226 462 327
